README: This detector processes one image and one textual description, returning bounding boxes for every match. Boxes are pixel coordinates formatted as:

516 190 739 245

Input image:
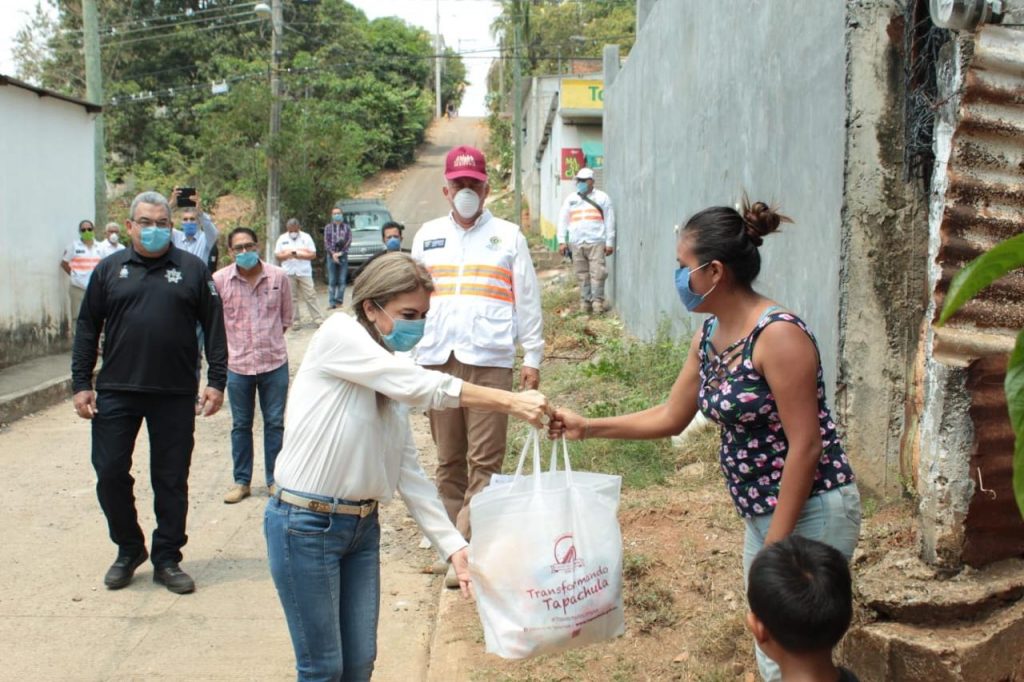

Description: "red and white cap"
444 145 488 182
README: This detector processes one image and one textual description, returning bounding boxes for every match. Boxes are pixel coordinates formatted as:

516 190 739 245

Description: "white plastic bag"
469 430 624 659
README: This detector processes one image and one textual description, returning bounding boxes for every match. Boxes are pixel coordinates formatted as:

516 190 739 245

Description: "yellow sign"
561 79 604 110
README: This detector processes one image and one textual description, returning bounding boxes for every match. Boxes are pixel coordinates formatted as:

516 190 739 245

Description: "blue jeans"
265 492 381 682
326 254 348 307
742 484 862 682
227 363 288 487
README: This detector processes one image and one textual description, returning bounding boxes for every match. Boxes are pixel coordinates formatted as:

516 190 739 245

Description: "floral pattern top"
697 309 855 518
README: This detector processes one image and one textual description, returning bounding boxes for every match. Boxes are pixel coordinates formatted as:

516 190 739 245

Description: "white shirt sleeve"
396 425 467 561
303 232 317 255
602 194 615 247
557 196 571 245
62 242 75 263
200 212 218 243
318 317 464 409
511 231 545 369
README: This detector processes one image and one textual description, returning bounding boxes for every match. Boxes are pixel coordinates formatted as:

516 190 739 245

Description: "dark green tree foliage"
18 0 467 233
485 0 635 180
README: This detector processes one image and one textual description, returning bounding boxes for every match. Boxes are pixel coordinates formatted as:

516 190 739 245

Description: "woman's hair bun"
740 198 792 247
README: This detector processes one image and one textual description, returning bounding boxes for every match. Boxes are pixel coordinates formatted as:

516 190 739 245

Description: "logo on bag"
551 533 584 573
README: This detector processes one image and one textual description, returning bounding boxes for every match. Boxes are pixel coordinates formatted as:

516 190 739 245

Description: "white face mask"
452 187 481 220
108 233 120 244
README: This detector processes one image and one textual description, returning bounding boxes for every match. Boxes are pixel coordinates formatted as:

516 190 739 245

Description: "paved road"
384 117 488 247
0 121 485 681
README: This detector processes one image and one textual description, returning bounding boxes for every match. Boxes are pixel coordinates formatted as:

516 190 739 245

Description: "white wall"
0 83 96 367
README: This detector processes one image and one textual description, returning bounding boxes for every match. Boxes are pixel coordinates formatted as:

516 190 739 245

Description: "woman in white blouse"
267 252 548 682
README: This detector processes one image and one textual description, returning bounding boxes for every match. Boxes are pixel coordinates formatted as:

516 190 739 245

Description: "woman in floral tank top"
550 199 861 682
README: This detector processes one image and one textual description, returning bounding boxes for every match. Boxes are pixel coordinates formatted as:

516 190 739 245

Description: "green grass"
510 276 691 488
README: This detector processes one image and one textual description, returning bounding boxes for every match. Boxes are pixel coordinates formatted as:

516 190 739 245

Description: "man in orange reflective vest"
557 167 615 314
411 145 545 586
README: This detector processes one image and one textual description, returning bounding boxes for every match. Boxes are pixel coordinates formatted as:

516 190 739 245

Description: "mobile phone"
176 187 197 207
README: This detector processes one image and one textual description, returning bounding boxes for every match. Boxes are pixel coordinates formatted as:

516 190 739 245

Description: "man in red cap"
411 145 545 587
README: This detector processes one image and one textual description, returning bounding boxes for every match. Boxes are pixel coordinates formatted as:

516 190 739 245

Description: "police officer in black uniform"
72 190 228 595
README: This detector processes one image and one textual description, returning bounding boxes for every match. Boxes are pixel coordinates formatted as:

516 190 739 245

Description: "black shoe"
104 548 148 590
153 564 195 594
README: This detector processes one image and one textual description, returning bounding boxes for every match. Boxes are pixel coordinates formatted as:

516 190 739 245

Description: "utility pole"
513 21 523 229
82 0 106 225
265 0 283 262
435 0 442 118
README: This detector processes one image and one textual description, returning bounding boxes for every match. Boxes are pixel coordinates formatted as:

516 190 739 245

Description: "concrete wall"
604 0 848 399
604 0 929 499
0 83 96 368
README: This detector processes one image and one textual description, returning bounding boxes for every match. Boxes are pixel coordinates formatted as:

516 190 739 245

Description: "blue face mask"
140 226 172 252
375 302 425 352
675 262 715 312
182 221 198 237
332 214 342 223
385 236 401 251
235 251 260 270
576 181 589 194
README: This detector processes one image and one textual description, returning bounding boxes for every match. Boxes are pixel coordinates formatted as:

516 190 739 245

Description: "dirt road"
0 118 485 680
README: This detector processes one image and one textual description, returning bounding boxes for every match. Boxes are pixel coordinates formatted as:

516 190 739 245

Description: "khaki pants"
288 274 324 324
69 285 86 330
572 242 607 303
425 353 513 539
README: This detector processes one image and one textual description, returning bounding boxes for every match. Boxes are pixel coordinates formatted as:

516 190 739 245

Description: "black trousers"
91 391 195 567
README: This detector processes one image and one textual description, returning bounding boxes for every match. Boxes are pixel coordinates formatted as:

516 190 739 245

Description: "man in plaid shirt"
323 207 352 308
213 227 293 504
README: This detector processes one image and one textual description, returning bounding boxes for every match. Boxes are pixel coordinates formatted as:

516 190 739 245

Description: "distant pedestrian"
72 190 228 595
100 222 126 255
382 220 404 252
411 145 544 588
266 252 549 682
61 219 104 330
275 218 324 328
214 228 293 504
169 187 220 264
557 167 615 314
446 102 455 120
323 207 352 308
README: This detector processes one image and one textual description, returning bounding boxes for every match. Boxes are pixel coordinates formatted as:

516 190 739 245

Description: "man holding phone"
170 186 219 267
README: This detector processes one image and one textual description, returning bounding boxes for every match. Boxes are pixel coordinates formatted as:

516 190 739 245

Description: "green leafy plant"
937 231 1024 519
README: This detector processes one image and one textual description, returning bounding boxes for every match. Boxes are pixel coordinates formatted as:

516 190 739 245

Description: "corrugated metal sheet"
933 25 1024 567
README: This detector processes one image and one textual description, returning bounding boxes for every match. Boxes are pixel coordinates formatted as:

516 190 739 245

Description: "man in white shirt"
557 167 615 314
61 219 105 330
100 222 126 256
275 218 324 327
411 145 544 586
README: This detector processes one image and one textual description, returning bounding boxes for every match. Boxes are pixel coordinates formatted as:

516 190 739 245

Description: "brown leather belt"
277 490 377 518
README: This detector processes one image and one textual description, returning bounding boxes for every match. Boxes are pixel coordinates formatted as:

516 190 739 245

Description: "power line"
60 2 257 36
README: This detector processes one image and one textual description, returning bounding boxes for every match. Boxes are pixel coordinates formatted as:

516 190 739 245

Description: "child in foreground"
746 535 860 682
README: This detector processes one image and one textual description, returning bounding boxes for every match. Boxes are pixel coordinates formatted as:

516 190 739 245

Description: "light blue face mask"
182 221 198 237
576 181 589 195
375 302 425 352
674 262 715 312
235 251 260 270
139 226 171 252
385 236 402 251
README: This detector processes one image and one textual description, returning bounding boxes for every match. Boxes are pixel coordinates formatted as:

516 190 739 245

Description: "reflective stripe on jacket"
411 210 544 370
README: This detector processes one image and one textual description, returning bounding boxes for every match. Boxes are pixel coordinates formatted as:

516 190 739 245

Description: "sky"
0 0 501 116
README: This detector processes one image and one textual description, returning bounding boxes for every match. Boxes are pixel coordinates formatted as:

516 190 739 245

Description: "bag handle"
548 435 575 486
510 428 544 494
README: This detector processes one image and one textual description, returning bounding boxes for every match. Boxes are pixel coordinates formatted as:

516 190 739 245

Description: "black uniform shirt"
71 244 228 395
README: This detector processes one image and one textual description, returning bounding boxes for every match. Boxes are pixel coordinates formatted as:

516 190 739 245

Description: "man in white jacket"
557 167 615 314
411 145 544 585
